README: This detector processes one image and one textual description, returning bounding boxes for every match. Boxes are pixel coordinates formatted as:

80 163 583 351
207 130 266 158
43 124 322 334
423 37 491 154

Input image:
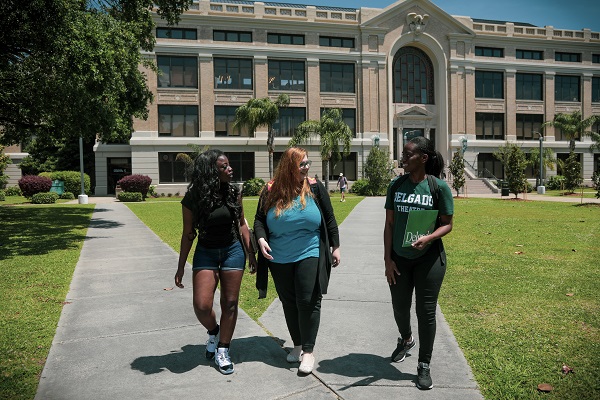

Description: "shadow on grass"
0 206 100 258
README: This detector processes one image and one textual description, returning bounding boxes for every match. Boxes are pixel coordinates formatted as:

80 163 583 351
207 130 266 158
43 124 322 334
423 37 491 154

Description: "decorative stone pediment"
394 104 435 118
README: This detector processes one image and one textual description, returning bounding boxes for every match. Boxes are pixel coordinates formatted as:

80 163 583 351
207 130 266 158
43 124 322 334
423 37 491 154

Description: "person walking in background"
175 149 257 375
336 172 348 202
383 137 454 390
254 147 340 375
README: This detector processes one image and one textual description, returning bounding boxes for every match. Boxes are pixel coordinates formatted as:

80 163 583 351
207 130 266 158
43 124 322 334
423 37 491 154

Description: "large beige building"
91 0 600 195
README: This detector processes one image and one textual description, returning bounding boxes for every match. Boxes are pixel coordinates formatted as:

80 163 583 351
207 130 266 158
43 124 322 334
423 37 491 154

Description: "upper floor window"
156 28 197 40
476 112 504 140
157 56 198 88
321 108 356 137
555 75 580 102
214 58 253 90
475 71 504 99
475 47 504 57
516 114 543 140
273 107 306 137
555 52 581 62
392 46 434 104
319 36 355 48
516 49 543 60
268 60 305 91
516 73 543 100
593 77 600 103
320 62 355 93
213 30 252 42
158 105 198 137
214 106 250 137
267 33 305 45
593 54 600 64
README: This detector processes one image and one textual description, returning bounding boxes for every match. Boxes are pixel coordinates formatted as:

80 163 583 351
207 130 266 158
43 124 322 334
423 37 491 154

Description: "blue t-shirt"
267 196 321 263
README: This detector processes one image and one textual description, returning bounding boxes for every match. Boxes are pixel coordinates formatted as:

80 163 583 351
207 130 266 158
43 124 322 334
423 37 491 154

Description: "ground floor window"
159 152 190 183
328 152 357 181
556 152 581 175
594 154 600 173
477 153 504 179
226 152 255 181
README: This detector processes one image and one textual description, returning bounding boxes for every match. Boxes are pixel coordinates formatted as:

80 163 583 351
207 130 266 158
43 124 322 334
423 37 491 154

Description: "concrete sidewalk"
36 198 482 399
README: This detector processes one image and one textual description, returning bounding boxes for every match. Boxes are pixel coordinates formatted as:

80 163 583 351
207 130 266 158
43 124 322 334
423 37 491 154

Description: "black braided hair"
186 149 241 235
408 136 445 178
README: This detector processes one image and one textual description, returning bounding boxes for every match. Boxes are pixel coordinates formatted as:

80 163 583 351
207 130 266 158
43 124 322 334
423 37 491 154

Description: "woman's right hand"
384 258 400 286
258 238 273 260
175 266 185 288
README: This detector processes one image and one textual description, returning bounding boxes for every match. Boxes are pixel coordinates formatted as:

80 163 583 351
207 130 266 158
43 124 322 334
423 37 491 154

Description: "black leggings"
389 244 446 364
269 257 321 353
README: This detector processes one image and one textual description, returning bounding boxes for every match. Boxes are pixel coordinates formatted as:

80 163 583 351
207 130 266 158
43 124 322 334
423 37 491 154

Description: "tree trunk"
268 151 273 180
324 159 330 192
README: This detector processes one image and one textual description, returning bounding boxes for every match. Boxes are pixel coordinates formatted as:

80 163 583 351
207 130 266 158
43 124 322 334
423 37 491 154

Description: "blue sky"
278 0 600 32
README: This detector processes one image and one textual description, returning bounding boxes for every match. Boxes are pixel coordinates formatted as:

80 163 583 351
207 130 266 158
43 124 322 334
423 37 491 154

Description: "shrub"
117 174 152 199
349 179 370 195
117 191 143 202
525 182 533 193
148 185 158 198
562 151 583 193
31 192 59 204
592 171 600 199
60 192 75 200
243 178 265 196
4 186 22 196
0 190 5 201
39 171 91 195
18 175 52 198
546 175 565 190
364 146 393 195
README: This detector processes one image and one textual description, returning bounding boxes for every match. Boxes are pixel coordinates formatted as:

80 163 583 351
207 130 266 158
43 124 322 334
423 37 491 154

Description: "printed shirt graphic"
385 176 454 259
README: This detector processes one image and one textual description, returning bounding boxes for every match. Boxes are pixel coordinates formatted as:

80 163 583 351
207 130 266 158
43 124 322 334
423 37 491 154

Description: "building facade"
92 0 600 195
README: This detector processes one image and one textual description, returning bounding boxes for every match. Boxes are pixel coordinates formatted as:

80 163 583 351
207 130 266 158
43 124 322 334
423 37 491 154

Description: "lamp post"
534 131 545 194
78 136 88 204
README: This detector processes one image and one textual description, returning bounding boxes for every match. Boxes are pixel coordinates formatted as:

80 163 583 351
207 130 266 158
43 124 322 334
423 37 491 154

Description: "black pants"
389 243 446 364
269 257 321 353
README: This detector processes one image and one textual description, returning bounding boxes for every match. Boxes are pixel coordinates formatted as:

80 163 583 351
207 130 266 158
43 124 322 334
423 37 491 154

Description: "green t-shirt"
384 176 454 259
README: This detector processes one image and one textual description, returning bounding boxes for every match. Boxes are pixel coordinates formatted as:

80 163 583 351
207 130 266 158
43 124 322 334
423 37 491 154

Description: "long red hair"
262 147 313 217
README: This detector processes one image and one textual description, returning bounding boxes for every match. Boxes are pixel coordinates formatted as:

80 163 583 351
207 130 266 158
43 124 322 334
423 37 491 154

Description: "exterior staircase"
447 170 498 195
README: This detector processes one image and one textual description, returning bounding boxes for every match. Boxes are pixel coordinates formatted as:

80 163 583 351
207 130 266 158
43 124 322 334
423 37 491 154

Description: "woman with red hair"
254 147 340 374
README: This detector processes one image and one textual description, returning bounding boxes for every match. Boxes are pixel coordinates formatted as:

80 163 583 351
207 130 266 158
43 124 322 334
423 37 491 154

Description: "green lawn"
0 204 95 400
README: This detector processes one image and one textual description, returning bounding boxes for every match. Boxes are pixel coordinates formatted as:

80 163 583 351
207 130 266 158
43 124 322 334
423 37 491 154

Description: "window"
555 52 581 62
213 30 252 42
516 73 543 100
320 62 355 93
593 77 600 102
319 36 355 48
226 152 255 181
553 122 580 142
157 56 198 88
516 49 543 60
273 107 305 137
555 75 580 102
556 153 581 175
476 113 504 140
267 33 305 45
158 105 198 137
156 28 197 40
475 47 504 57
593 54 600 64
477 153 504 179
329 152 357 181
268 60 305 91
321 108 356 137
392 46 434 104
594 153 600 174
214 58 253 89
214 106 250 137
516 114 543 140
159 153 190 183
475 71 504 99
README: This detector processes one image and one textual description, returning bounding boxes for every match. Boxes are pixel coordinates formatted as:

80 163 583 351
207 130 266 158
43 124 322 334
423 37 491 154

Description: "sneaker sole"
217 366 234 375
416 382 433 390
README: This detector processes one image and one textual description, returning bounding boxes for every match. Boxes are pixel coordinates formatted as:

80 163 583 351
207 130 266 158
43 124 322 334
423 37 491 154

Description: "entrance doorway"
107 158 131 194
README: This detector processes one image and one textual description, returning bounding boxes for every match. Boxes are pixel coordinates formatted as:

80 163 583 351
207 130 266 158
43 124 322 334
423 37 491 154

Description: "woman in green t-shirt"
383 137 454 390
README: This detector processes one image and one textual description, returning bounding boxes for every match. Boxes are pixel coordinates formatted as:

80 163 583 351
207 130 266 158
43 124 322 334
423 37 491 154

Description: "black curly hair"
186 149 241 235
408 136 445 178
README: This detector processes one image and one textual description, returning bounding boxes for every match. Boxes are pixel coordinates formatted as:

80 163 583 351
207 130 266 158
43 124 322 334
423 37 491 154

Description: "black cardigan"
253 179 340 297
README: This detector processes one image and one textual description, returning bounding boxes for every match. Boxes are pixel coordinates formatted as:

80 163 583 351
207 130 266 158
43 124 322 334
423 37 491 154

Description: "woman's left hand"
331 247 341 268
411 235 431 251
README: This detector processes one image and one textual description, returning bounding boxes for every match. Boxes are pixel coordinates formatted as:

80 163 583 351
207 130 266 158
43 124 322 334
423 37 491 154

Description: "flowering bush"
18 175 52 198
117 174 152 199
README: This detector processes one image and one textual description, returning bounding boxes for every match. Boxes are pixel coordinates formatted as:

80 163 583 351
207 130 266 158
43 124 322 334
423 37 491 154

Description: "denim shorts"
192 240 245 271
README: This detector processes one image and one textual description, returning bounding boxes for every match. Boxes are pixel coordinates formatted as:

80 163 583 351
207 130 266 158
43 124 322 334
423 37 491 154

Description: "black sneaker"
391 337 416 362
416 362 433 390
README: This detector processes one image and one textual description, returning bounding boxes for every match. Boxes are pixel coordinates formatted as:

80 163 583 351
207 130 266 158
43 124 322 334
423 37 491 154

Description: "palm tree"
542 111 598 152
288 108 352 190
233 94 290 179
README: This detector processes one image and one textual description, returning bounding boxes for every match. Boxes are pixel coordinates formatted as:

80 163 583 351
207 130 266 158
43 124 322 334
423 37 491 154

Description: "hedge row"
38 171 91 195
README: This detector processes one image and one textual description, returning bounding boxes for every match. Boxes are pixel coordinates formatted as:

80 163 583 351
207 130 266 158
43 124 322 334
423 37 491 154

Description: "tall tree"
562 151 583 194
542 111 598 152
448 150 465 197
494 142 527 198
0 145 11 188
233 94 290 179
0 0 192 146
288 108 352 190
364 146 393 196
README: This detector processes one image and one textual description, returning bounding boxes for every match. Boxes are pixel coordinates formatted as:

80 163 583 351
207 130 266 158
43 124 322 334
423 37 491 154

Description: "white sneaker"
215 348 234 375
286 346 302 363
298 352 315 374
205 333 218 359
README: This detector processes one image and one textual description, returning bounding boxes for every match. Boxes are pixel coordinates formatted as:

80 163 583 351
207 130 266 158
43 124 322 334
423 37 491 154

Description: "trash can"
499 180 509 196
50 180 64 195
